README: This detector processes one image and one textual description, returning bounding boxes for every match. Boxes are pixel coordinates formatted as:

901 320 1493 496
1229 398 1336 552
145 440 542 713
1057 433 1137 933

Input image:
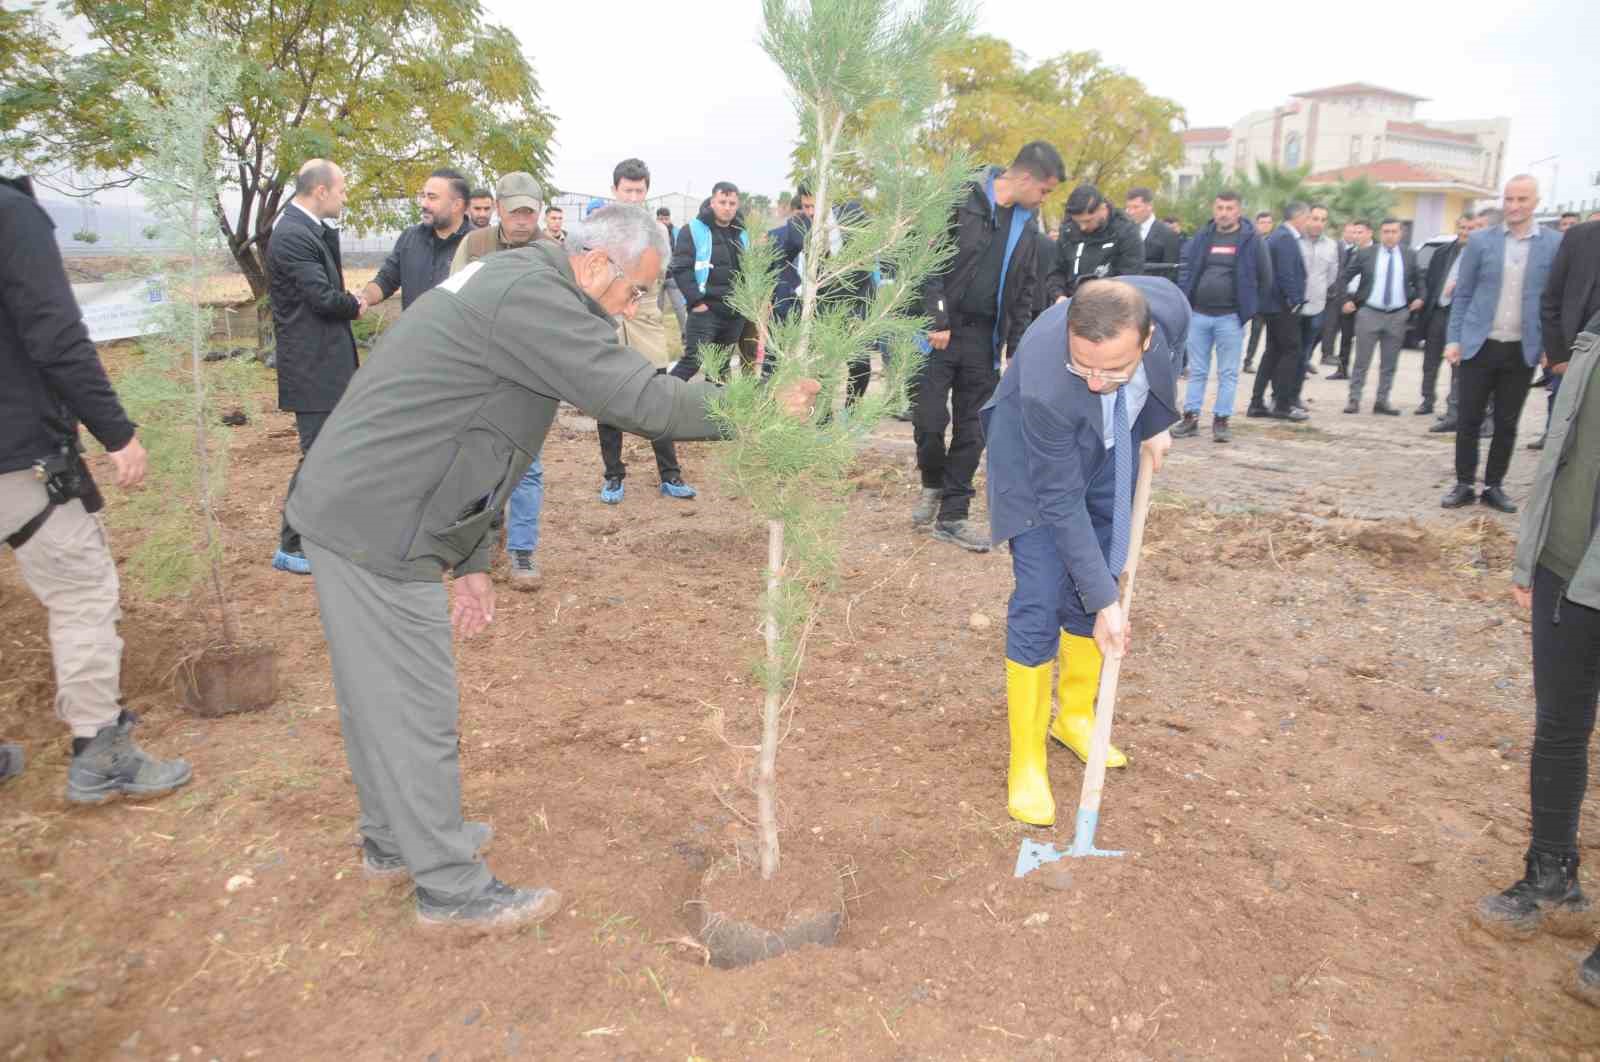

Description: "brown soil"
174 642 279 718
692 836 845 969
2 355 1599 1060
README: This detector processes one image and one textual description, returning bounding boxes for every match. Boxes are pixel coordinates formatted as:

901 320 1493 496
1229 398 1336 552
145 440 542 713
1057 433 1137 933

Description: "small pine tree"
115 30 249 639
699 0 973 881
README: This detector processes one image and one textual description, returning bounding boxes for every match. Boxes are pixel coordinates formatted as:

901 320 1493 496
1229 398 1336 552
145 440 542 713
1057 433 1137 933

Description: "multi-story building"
1175 83 1509 242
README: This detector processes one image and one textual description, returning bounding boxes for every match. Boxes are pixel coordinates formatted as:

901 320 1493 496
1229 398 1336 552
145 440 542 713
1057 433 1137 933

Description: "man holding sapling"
287 206 818 930
982 277 1182 827
915 140 1065 552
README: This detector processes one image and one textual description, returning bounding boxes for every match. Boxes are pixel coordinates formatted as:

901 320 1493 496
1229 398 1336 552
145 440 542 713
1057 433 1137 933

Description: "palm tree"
1244 162 1311 217
1320 176 1396 229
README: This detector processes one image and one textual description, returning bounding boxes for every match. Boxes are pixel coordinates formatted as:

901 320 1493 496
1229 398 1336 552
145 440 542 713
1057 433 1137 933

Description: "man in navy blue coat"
1248 202 1311 420
981 276 1182 826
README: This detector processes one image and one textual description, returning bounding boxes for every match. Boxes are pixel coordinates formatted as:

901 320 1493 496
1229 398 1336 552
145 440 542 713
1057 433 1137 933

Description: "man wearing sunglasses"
284 205 820 931
981 276 1182 827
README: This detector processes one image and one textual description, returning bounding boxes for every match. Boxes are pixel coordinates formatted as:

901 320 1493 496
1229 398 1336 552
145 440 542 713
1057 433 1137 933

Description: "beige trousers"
0 469 124 737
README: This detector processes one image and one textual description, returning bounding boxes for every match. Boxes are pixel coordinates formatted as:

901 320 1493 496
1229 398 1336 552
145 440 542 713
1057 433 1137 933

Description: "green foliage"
1316 176 1397 229
724 0 974 878
920 35 1184 226
141 224 161 241
105 30 251 636
1243 162 1311 217
0 0 556 301
71 228 99 244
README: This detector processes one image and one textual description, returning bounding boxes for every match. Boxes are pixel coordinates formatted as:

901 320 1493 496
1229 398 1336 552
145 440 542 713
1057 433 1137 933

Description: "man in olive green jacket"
287 206 817 931
1479 315 1600 1003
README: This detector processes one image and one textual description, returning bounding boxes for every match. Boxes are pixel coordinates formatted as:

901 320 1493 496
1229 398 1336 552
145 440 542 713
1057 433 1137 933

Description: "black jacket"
1422 238 1467 322
1541 221 1600 365
266 205 361 413
1340 243 1421 310
0 181 136 476
1142 220 1182 270
921 166 1040 356
1046 206 1145 301
670 199 748 310
1029 229 1056 320
1261 225 1308 314
373 219 472 310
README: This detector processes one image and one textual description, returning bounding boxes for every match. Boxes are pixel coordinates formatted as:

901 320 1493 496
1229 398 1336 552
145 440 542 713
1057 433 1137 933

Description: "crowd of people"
1 132 1597 1003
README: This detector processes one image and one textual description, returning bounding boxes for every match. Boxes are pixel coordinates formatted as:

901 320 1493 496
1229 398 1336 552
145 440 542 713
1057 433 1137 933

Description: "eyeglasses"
586 246 648 304
1066 363 1134 387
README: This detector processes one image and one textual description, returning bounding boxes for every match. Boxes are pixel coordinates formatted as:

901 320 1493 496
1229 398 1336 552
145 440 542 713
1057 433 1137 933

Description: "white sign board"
72 278 168 343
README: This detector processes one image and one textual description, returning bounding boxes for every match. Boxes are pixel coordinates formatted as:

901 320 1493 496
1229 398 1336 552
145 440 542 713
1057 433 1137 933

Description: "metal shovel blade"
1014 839 1067 878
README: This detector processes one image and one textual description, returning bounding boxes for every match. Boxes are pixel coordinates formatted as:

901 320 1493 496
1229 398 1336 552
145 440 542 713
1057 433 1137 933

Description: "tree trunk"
756 517 784 881
190 136 239 646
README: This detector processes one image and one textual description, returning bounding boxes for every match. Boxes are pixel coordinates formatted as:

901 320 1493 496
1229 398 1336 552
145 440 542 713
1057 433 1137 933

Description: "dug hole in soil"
687 833 845 968
173 641 278 717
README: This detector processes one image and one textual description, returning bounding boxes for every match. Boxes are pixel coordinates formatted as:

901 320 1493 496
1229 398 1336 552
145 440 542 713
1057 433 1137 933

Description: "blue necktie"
1383 249 1397 310
1108 387 1132 575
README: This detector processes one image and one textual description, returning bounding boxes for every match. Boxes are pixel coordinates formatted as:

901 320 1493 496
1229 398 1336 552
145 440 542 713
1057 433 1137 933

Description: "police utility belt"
5 444 103 550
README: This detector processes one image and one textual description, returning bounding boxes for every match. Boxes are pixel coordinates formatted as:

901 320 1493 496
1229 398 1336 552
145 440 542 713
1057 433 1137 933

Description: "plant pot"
689 848 844 969
175 642 277 717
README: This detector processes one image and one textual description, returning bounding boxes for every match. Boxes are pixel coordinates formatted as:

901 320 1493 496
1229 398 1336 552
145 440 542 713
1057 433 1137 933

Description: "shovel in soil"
1016 446 1158 878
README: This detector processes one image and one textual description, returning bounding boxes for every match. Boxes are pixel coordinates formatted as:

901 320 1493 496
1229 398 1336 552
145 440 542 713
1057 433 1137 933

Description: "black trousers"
670 306 746 381
279 410 330 554
1251 310 1305 413
1455 339 1534 487
1529 564 1600 857
1322 307 1356 369
913 324 998 522
1420 309 1450 407
1246 315 1266 362
597 424 679 483
845 353 872 406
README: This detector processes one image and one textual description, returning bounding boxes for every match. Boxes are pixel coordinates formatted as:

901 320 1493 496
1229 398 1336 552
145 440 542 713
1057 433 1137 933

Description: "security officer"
982 276 1182 826
0 174 193 801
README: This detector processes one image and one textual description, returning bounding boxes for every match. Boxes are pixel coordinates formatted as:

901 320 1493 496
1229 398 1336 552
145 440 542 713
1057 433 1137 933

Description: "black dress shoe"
1429 418 1457 434
1269 407 1310 422
1343 400 1360 414
1327 370 1350 380
1241 360 1255 374
1245 404 1271 418
1373 402 1402 416
1413 403 1435 416
1440 483 1476 508
1480 486 1517 513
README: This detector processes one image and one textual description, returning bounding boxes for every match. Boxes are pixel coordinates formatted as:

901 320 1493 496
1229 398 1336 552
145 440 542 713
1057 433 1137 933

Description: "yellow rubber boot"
1049 631 1128 768
1005 659 1056 826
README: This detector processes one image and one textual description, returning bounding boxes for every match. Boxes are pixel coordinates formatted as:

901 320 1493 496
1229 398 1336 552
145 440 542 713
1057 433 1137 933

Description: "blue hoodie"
1178 219 1264 324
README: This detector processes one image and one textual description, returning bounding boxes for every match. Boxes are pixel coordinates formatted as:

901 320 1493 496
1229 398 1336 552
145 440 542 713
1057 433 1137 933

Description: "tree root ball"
175 642 278 717
689 850 845 969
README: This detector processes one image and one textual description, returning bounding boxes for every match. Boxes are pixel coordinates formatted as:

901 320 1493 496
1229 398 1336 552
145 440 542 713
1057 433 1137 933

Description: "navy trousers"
1004 446 1124 665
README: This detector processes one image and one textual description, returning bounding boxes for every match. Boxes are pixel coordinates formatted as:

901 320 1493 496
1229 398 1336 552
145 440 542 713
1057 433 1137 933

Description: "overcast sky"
503 0 1600 212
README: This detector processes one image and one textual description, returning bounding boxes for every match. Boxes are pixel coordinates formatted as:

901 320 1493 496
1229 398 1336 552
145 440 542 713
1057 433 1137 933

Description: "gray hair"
565 205 669 270
1283 200 1308 222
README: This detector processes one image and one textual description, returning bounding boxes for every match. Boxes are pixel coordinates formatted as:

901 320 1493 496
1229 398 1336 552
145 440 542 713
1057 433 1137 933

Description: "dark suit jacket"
1423 239 1466 322
1261 225 1307 313
1142 220 1182 268
1330 242 1355 302
266 205 361 412
980 276 1185 614
1341 243 1421 310
1541 220 1600 365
